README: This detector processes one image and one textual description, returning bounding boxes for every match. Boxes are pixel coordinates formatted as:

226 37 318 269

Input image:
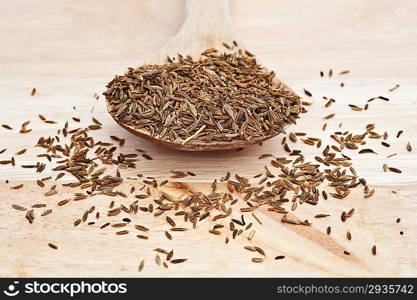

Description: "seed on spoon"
104 49 301 151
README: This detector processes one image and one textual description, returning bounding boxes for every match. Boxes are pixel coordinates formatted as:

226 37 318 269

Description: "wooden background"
0 0 416 277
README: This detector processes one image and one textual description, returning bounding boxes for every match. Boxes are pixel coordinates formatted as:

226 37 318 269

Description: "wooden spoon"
106 0 300 151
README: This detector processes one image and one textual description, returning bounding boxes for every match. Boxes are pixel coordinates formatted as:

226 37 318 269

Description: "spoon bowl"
107 111 290 151
105 0 300 151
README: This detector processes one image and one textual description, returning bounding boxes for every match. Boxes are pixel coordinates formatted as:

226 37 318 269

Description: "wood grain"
0 0 416 277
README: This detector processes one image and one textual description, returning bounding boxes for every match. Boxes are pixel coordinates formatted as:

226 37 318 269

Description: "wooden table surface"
0 0 416 277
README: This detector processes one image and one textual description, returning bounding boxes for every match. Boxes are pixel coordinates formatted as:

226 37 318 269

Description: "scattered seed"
12 204 27 211
406 142 412 152
388 84 400 92
347 231 352 241
396 130 403 138
388 167 402 174
48 243 58 250
10 184 24 190
142 154 153 160
1 124 13 130
170 259 187 264
359 149 377 154
326 226 331 235
15 149 27 155
323 113 335 120
314 214 330 218
138 260 145 272
303 89 312 97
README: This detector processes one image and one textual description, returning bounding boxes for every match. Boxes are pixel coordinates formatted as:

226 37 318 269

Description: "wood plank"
0 0 416 277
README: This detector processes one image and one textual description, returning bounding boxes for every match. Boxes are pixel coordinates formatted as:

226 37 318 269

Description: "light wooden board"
0 0 416 277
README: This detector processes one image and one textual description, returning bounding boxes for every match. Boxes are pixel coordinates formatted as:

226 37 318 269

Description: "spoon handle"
182 0 237 46
148 0 239 63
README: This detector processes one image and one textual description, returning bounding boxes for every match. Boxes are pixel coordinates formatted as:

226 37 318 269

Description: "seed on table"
134 225 149 232
326 226 331 235
100 222 110 229
388 167 402 173
15 149 27 155
315 214 330 218
165 231 173 240
41 209 52 217
406 142 412 152
303 89 312 97
166 216 176 227
396 130 403 138
323 113 335 120
48 243 58 250
388 84 399 92
359 149 377 154
142 154 153 160
10 184 24 190
138 260 145 272
170 259 187 264
244 246 256 252
12 204 27 211
347 231 352 241
155 255 161 266
255 247 266 256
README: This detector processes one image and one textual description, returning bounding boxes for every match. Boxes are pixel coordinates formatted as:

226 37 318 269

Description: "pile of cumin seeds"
104 48 301 144
6 68 411 271
8 114 371 266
